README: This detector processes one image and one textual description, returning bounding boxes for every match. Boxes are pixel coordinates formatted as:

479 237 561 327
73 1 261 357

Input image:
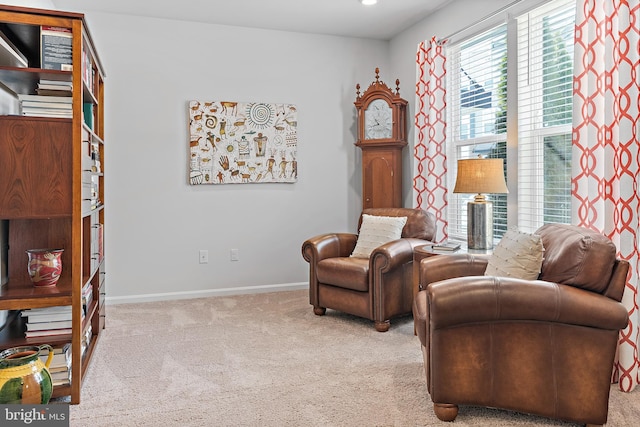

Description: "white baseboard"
106 282 308 305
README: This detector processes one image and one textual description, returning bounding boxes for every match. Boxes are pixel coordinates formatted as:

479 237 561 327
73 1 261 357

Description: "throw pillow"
484 228 544 280
350 214 408 258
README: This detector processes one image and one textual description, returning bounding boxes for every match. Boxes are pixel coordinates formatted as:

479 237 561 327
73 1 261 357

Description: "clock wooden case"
355 68 408 209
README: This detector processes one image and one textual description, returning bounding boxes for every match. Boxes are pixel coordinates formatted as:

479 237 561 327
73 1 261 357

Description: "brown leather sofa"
413 223 629 426
302 207 436 332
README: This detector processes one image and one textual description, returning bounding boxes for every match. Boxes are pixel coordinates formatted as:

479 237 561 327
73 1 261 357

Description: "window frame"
445 0 575 240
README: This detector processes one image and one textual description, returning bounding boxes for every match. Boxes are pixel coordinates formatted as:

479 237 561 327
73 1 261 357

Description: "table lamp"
453 157 508 249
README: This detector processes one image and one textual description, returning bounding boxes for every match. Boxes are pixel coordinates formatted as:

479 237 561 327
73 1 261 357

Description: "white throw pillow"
350 214 408 258
484 228 544 280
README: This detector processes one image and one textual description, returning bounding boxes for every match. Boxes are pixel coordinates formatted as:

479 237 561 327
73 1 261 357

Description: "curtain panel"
413 37 448 243
572 0 640 391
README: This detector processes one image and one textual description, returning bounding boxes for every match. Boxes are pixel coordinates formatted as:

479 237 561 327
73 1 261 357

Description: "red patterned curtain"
572 0 640 391
413 37 448 242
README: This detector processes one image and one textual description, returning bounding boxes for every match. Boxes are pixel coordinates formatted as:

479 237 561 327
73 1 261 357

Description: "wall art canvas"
188 100 298 184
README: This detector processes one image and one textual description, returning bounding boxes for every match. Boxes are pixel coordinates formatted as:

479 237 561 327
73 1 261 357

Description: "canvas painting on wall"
188 100 298 184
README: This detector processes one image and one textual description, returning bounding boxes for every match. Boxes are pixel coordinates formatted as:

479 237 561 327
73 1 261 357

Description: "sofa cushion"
350 214 407 258
485 228 544 280
362 208 436 240
536 223 616 293
316 257 369 291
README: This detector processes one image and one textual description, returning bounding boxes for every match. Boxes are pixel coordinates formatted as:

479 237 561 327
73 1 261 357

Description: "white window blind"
446 0 575 239
447 25 508 241
517 0 575 232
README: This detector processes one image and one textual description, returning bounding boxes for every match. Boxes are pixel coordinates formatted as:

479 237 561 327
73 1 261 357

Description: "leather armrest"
371 238 431 273
302 233 357 263
419 253 490 289
428 276 629 331
413 290 429 347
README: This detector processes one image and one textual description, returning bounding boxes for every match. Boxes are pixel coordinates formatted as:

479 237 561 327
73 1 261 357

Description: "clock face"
364 99 392 139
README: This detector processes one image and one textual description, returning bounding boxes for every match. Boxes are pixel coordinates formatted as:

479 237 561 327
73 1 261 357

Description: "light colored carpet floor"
69 289 639 426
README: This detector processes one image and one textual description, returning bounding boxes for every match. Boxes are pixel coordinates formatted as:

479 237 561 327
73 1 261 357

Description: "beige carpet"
70 289 639 426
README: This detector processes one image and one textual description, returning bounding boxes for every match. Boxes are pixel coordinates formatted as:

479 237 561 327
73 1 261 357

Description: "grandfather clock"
355 68 407 209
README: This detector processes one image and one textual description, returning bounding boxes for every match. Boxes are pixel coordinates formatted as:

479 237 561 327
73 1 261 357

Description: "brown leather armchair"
413 223 629 426
302 207 436 332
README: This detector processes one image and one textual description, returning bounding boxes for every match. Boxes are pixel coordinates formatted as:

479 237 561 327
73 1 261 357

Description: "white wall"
78 12 389 302
12 0 523 302
3 0 55 8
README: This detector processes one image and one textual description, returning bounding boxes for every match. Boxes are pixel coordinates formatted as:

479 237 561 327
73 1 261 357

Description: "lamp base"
467 200 493 250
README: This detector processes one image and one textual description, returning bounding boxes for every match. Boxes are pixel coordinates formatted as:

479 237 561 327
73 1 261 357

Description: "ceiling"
51 0 453 40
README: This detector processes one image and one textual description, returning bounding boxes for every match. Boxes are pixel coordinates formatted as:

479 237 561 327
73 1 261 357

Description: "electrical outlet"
199 249 208 264
230 249 239 261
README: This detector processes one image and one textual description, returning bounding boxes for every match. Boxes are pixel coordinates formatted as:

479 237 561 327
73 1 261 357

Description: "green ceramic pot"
0 345 53 404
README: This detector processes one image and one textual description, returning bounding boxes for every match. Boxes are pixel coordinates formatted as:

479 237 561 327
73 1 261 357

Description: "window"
446 0 576 238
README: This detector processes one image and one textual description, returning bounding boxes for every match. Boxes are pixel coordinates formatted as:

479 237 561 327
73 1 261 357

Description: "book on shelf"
38 343 71 370
20 100 73 110
427 242 462 252
22 305 72 314
25 328 72 338
50 371 71 387
23 312 73 323
39 344 72 386
26 319 73 332
83 102 94 130
41 26 72 71
21 109 73 119
37 79 73 92
17 94 73 104
48 364 70 374
82 49 94 92
39 79 71 85
22 306 73 323
89 175 99 208
0 29 28 68
37 83 72 91
80 324 92 357
47 362 71 374
83 324 92 349
35 88 72 97
82 281 93 315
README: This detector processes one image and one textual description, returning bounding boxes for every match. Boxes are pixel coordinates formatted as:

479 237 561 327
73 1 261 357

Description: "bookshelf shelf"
0 312 72 348
0 5 106 404
0 66 71 94
0 279 72 310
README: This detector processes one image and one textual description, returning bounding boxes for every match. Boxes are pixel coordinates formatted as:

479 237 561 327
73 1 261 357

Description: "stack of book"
18 93 72 118
39 343 72 387
22 306 77 338
36 79 73 96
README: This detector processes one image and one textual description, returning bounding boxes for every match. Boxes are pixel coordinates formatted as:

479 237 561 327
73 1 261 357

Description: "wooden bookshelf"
0 5 105 404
